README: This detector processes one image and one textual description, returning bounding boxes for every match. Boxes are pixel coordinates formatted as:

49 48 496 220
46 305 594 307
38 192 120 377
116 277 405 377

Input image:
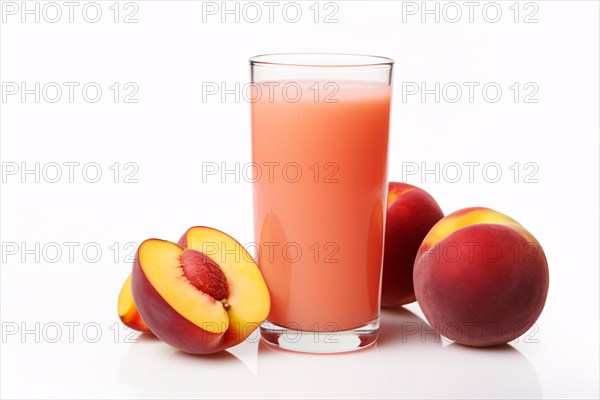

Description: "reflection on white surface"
118 333 256 398
416 344 543 399
257 340 381 398
118 309 542 399
378 309 543 399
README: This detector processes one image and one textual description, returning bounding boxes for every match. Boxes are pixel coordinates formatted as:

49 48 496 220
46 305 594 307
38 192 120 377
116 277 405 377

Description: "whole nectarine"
381 182 444 307
413 207 549 347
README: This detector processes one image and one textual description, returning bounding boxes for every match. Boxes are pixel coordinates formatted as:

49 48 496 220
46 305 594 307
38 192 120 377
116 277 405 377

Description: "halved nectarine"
131 227 270 354
117 274 151 334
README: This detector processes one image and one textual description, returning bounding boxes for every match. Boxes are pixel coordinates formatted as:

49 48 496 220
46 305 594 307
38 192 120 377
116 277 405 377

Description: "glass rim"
249 53 395 68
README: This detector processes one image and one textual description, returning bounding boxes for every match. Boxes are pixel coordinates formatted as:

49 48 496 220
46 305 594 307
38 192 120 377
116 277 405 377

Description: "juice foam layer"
251 80 391 104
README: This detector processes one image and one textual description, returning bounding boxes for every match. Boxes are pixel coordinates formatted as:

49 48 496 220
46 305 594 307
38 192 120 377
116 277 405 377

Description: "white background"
1 1 599 398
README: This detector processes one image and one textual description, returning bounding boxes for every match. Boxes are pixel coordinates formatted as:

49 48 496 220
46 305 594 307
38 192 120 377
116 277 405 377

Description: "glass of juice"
250 53 394 353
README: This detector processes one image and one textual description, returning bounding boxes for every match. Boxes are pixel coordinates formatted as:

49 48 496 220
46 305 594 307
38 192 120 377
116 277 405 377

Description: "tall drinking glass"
250 53 394 353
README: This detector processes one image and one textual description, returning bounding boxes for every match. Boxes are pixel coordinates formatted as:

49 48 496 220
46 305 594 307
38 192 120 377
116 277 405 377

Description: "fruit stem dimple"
221 300 231 311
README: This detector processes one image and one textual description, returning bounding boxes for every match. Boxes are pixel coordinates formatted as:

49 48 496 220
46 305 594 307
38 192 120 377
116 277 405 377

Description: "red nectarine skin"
414 223 549 347
382 183 444 307
181 249 229 302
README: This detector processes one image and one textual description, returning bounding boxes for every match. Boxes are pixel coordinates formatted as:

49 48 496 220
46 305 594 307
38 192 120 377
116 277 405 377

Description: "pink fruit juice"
252 80 391 331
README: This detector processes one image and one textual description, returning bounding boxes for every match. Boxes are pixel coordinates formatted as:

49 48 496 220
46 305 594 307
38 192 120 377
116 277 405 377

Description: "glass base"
260 317 379 354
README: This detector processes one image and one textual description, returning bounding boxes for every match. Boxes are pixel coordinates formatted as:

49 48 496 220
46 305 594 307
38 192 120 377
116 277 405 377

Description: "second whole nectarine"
381 182 444 307
413 207 549 347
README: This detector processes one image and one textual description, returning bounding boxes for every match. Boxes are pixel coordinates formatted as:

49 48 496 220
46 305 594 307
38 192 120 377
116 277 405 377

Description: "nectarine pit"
180 249 230 306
